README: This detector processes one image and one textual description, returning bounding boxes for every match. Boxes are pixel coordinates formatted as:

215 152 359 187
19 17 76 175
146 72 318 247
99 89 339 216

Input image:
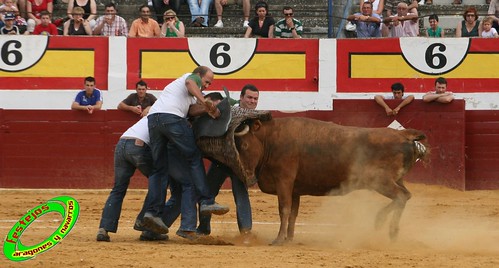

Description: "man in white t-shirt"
374 82 414 116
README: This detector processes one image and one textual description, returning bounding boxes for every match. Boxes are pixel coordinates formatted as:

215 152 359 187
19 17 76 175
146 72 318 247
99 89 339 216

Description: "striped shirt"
274 18 303 38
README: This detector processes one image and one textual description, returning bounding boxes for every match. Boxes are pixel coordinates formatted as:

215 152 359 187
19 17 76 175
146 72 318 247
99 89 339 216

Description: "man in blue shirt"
71 76 103 114
347 1 381 38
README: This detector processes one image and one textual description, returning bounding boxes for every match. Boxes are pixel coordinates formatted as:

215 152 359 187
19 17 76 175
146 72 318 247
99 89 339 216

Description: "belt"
121 136 145 147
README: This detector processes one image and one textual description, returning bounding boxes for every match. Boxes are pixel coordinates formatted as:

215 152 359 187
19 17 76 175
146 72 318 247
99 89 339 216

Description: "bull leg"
286 194 300 242
374 179 411 241
271 180 295 246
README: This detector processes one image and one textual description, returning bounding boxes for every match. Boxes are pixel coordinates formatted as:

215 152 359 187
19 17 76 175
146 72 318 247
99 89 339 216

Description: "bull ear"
252 120 262 131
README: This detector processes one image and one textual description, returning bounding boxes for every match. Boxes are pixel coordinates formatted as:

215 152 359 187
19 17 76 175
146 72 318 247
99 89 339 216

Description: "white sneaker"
243 20 249 28
214 20 223 28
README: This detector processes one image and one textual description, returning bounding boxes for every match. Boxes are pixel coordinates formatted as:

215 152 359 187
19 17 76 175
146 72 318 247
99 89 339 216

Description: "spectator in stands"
160 9 185 37
128 4 161 37
374 82 414 116
384 0 417 15
487 0 499 34
66 0 97 29
151 0 182 24
274 6 303 38
71 76 103 114
423 77 454 103
426 14 444 37
381 2 418 37
26 0 53 33
118 80 157 117
187 0 212 27
93 2 128 36
346 1 381 38
213 0 250 28
481 16 498 37
456 7 482 37
0 0 27 31
1 12 20 34
63 6 92 35
360 0 384 16
244 1 275 38
32 10 58 35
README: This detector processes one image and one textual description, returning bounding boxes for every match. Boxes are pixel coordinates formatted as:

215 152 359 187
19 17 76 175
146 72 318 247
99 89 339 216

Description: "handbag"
345 21 357 32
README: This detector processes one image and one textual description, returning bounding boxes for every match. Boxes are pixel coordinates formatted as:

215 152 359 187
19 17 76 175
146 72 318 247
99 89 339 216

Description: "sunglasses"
284 13 293 16
466 14 475 17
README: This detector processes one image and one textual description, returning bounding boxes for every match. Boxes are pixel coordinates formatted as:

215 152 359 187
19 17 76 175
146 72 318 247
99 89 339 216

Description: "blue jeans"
99 138 153 233
186 0 213 26
198 161 252 234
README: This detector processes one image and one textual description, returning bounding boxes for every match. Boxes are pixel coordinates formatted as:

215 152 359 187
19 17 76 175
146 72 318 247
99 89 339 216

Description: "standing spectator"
487 0 499 34
145 66 229 240
481 16 498 37
374 82 414 116
63 6 92 35
118 80 157 117
128 4 161 38
197 84 259 244
274 6 303 38
244 1 275 38
213 0 250 28
186 0 212 27
66 0 97 29
26 0 52 33
71 76 103 114
456 7 482 37
346 1 381 38
93 2 128 36
32 10 58 35
160 9 185 37
381 2 418 37
151 0 182 24
1 12 19 34
423 77 454 103
360 0 384 16
426 14 444 37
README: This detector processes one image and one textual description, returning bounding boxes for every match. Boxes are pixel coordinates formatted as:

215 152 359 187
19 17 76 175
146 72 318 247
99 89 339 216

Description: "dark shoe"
133 219 145 231
191 16 204 27
200 203 229 215
143 212 169 234
424 0 432 4
176 230 199 241
96 228 110 242
140 231 168 241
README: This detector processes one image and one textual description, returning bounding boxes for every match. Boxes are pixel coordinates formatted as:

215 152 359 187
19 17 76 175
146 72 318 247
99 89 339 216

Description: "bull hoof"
389 228 399 242
270 238 286 246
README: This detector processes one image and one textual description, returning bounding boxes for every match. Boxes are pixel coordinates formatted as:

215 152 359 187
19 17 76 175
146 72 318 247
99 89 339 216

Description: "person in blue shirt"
71 76 103 114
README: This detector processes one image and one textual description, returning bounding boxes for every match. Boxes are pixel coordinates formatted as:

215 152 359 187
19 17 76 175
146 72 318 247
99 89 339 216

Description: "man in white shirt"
382 2 419 37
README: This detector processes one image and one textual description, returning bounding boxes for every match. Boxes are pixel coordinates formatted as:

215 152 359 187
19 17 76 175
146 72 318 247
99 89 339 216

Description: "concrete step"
427 0 487 5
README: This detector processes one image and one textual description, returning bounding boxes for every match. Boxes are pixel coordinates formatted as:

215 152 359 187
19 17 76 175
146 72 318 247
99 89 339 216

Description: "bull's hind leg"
286 194 300 242
374 179 412 241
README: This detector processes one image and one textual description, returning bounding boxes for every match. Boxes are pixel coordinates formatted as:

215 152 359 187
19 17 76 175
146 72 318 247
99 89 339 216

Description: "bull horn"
234 124 250 136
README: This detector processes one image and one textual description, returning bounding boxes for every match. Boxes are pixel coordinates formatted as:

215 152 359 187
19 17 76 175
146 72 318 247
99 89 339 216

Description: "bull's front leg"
272 193 292 245
286 194 300 242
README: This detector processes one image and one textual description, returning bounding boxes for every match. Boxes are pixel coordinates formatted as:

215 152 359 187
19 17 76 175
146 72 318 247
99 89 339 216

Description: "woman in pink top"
26 0 53 32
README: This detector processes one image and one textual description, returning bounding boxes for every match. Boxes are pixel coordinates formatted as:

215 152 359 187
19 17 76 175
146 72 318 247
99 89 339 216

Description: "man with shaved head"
381 2 419 37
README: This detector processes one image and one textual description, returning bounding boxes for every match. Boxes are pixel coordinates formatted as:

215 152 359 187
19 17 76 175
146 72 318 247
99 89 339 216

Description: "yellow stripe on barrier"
351 54 499 78
0 50 95 77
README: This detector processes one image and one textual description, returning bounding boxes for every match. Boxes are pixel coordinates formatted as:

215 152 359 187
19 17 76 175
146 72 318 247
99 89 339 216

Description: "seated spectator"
384 0 417 15
66 0 97 29
71 76 103 114
481 16 498 37
423 77 454 103
151 0 182 24
426 14 444 37
93 2 128 36
360 0 384 16
456 7 482 37
118 80 157 117
128 5 161 38
1 12 20 34
346 1 381 38
64 6 92 35
32 10 58 35
244 1 275 38
160 9 185 37
374 82 414 116
274 6 303 38
26 0 53 33
187 0 212 27
488 0 499 33
213 0 250 28
381 2 418 37
0 0 27 31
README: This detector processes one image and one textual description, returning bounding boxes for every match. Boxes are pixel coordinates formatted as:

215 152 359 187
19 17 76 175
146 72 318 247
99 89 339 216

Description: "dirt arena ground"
1 182 498 267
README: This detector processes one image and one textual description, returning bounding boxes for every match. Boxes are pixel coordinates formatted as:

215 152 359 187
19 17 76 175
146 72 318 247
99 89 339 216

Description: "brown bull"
233 117 428 245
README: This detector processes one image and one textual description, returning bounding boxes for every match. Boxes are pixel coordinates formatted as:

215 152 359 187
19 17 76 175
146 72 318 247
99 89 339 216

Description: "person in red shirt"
32 11 58 35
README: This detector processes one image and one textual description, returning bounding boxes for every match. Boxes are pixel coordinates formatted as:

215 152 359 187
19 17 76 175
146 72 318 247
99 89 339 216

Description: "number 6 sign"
0 36 48 72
